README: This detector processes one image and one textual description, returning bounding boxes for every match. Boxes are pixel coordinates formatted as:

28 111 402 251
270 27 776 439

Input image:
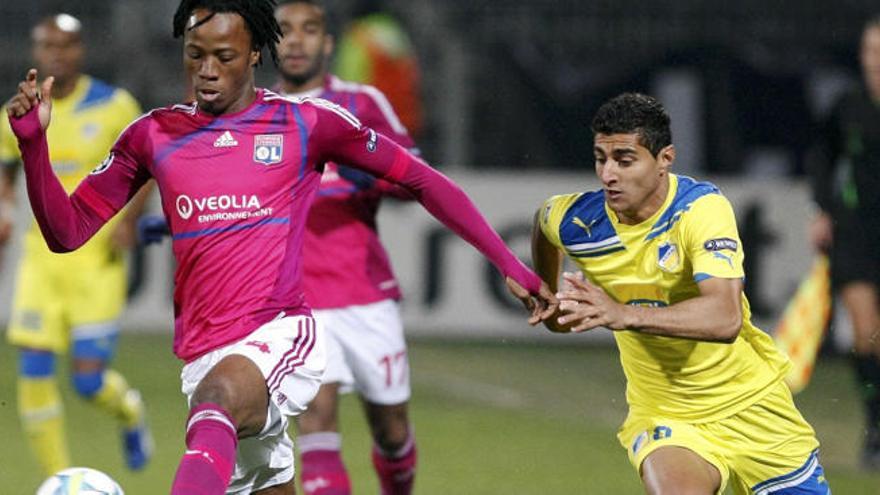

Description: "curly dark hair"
173 0 282 66
591 93 672 156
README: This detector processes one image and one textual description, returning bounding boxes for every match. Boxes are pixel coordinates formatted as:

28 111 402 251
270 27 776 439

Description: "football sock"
853 354 880 430
299 432 352 495
18 375 70 476
171 403 238 495
88 369 143 428
371 430 417 495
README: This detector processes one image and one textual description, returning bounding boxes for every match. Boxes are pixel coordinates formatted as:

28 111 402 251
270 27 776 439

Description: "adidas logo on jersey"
214 131 238 148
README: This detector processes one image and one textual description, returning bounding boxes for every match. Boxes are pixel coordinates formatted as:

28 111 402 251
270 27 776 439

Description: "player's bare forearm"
623 290 743 343
531 210 568 331
557 274 743 342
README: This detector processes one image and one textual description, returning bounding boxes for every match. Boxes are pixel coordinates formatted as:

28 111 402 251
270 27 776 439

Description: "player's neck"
52 74 80 100
220 86 258 116
617 175 670 225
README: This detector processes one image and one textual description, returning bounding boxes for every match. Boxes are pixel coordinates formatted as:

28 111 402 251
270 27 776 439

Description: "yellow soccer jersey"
0 75 141 265
540 174 791 422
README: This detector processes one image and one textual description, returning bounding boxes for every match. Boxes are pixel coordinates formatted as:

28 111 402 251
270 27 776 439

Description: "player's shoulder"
77 76 136 112
327 75 407 132
265 88 364 129
670 174 724 209
543 190 619 250
326 75 388 108
646 175 726 239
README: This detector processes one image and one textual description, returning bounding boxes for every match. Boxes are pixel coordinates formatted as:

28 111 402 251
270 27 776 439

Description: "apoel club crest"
254 134 283 165
657 241 681 272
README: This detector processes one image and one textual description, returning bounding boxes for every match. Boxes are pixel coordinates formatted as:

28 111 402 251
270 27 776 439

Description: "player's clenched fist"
6 68 54 136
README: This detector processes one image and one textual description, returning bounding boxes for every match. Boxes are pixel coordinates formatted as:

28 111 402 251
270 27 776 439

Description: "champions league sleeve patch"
366 129 377 152
90 152 115 175
703 238 738 252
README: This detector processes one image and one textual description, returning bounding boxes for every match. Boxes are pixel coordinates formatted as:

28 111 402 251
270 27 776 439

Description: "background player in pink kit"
273 2 419 494
5 0 554 493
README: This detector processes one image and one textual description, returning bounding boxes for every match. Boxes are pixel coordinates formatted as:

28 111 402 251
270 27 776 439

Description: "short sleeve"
538 193 580 250
682 194 745 282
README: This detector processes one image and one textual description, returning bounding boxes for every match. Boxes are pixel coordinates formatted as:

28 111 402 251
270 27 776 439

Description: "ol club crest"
254 134 283 165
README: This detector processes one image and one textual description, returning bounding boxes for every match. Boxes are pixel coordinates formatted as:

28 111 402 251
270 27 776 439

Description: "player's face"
275 3 333 88
861 25 880 99
183 9 260 115
31 25 83 86
594 133 674 224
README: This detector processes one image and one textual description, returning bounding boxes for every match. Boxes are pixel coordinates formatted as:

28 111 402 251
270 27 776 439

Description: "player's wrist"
621 304 641 330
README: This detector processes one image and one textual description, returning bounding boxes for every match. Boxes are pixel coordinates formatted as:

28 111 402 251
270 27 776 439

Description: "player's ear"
658 144 675 174
323 34 334 57
249 50 260 67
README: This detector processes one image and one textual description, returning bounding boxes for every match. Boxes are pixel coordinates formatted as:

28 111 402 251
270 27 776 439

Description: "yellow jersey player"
0 14 152 475
532 93 828 494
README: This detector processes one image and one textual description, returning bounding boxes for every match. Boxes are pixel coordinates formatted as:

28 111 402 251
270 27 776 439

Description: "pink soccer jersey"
11 89 541 362
287 76 414 309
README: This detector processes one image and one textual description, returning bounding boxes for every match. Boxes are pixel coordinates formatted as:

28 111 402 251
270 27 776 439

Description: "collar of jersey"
605 174 678 236
52 75 89 111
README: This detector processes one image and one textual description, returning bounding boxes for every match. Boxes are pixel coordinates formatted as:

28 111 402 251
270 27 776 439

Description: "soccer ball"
35 467 124 495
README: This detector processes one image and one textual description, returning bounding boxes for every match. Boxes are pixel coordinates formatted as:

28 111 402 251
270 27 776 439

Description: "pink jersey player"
12 88 540 362
294 75 414 309
8 6 550 493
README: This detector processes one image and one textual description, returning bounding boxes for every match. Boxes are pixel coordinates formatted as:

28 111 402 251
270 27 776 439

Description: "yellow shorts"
618 381 824 494
6 252 126 353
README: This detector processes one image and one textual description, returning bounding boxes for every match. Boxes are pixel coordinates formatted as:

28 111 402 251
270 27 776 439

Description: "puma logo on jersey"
572 216 597 236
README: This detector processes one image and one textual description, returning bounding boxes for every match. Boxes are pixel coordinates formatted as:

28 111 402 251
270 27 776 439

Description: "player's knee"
19 348 56 378
372 418 411 453
72 370 104 398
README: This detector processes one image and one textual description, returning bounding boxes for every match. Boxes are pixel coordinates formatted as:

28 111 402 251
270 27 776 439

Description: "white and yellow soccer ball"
35 467 124 495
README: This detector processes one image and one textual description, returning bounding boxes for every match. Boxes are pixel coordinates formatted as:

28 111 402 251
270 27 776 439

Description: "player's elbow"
714 311 743 343
45 237 79 253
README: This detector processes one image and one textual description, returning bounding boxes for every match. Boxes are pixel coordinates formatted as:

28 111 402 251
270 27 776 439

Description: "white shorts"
312 299 410 405
180 314 326 494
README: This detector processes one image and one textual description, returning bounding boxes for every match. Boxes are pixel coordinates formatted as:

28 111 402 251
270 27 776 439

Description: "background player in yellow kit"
529 93 829 494
0 13 152 475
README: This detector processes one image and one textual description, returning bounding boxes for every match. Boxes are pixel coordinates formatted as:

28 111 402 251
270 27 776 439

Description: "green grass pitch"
0 334 878 494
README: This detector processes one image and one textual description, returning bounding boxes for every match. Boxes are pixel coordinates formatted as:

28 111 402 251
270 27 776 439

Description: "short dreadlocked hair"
591 93 672 157
173 0 283 66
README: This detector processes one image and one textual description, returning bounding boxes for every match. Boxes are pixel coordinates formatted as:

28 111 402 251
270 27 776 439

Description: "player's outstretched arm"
308 101 555 315
7 69 140 253
557 273 743 342
522 208 567 330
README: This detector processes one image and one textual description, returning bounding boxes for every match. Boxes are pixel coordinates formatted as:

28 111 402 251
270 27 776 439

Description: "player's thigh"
7 257 67 353
296 382 342 434
722 383 826 494
642 446 721 495
311 308 356 393
618 416 728 494
334 300 410 405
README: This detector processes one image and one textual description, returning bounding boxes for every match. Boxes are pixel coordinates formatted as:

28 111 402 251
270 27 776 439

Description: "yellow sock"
90 369 143 428
18 376 70 476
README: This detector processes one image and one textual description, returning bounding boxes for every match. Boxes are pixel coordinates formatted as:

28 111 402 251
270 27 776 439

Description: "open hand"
555 271 631 332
